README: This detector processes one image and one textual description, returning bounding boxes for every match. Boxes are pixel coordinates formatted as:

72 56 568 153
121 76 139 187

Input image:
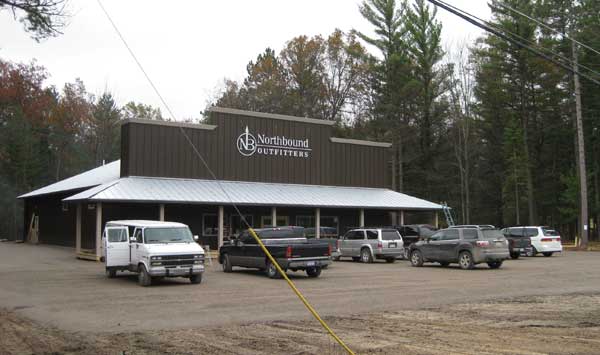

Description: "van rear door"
104 226 129 267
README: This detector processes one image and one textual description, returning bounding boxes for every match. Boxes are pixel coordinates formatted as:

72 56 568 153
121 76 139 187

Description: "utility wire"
95 1 355 354
427 0 600 86
495 1 600 57
443 0 600 79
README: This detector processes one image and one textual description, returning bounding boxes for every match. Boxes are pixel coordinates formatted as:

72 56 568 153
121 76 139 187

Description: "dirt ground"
2 293 600 355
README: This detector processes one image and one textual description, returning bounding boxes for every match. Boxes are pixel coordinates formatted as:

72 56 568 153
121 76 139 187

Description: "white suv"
505 226 562 257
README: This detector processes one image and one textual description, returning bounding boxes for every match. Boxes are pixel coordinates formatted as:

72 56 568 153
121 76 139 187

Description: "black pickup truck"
500 227 534 259
218 226 332 278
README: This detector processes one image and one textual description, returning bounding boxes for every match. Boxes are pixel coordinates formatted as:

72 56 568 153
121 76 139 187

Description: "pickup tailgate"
263 238 330 258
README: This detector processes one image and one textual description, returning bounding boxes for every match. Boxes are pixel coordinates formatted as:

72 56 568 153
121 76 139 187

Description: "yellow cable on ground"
247 227 355 355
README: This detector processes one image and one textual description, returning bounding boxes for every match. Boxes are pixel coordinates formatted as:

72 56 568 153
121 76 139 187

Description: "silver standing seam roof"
63 176 444 210
18 160 121 199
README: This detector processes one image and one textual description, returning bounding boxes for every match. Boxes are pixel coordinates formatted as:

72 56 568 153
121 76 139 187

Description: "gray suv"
338 228 404 263
409 227 509 269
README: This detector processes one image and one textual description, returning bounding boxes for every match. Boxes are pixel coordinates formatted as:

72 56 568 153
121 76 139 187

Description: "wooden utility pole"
571 40 589 249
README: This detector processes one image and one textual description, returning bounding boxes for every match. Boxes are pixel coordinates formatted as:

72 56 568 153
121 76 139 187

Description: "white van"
102 220 205 286
505 226 562 257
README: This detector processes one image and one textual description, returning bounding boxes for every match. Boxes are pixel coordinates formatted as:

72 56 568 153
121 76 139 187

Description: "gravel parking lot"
2 242 600 354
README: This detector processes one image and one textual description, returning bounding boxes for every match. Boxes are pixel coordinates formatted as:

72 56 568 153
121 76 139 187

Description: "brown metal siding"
122 112 390 188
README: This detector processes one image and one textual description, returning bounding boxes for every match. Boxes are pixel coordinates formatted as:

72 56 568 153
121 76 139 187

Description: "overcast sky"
1 0 491 120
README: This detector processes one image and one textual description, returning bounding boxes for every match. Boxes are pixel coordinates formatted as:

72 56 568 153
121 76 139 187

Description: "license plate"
171 268 187 275
389 243 397 248
306 261 315 267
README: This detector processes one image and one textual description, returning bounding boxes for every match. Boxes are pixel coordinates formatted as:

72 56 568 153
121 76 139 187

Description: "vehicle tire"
190 274 202 284
439 261 449 267
266 260 282 279
138 264 152 287
531 247 538 256
106 268 116 278
458 251 474 270
352 257 360 262
360 248 373 263
410 250 424 267
222 254 233 273
385 257 396 263
487 261 503 269
510 252 520 259
543 252 553 257
306 267 322 278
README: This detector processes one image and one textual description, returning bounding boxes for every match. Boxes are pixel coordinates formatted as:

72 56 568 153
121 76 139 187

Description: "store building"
19 107 443 259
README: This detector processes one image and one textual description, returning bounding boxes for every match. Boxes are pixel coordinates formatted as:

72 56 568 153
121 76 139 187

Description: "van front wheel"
190 274 202 284
138 264 152 287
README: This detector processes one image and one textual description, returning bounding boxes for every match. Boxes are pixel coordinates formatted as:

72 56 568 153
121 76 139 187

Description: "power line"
427 0 600 86
495 1 600 58
444 0 600 80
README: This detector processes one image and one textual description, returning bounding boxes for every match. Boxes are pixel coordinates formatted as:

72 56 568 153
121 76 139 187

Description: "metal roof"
63 176 443 210
19 160 121 199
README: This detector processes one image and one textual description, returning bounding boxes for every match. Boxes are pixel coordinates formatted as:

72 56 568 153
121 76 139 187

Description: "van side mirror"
130 236 136 242
193 235 199 241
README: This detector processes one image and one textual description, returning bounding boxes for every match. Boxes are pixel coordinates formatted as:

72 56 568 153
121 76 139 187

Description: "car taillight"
286 246 292 258
377 242 383 249
556 237 561 243
541 238 553 242
327 244 332 256
476 240 490 247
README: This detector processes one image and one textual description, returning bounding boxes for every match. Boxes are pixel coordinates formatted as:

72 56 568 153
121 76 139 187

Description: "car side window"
509 228 523 238
462 229 478 240
134 228 143 243
525 228 538 237
107 228 127 242
366 230 378 240
429 231 443 241
348 231 365 240
442 229 459 240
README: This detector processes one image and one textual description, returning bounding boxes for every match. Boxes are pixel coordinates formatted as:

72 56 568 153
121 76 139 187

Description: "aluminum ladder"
441 202 455 226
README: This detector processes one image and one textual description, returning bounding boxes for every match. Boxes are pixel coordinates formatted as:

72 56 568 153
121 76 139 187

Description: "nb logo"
237 126 257 156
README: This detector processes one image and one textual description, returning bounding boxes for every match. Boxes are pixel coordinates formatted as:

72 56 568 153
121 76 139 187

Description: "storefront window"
202 214 218 236
230 215 253 237
296 215 315 228
320 216 339 235
261 216 289 227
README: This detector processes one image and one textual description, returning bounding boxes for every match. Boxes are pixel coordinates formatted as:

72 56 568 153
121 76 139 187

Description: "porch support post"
315 207 321 239
359 208 365 227
435 211 439 228
95 202 102 259
218 205 224 249
400 210 405 225
271 207 277 227
159 204 165 221
76 203 82 254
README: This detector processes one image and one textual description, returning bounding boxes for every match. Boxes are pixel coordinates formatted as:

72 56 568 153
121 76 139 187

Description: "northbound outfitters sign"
236 126 311 158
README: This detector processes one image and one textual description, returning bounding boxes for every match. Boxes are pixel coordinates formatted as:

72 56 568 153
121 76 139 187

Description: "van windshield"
144 227 194 244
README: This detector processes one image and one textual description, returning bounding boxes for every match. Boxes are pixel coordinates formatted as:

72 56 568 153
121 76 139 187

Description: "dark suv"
409 227 510 269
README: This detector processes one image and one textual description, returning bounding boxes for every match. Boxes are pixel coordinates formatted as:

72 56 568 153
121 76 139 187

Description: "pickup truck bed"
219 227 332 278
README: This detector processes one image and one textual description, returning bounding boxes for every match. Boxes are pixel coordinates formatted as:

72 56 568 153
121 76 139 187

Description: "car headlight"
193 255 202 259
151 256 162 260
151 261 162 266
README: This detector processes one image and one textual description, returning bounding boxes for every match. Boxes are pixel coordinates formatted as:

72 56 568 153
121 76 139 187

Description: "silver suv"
337 228 404 263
